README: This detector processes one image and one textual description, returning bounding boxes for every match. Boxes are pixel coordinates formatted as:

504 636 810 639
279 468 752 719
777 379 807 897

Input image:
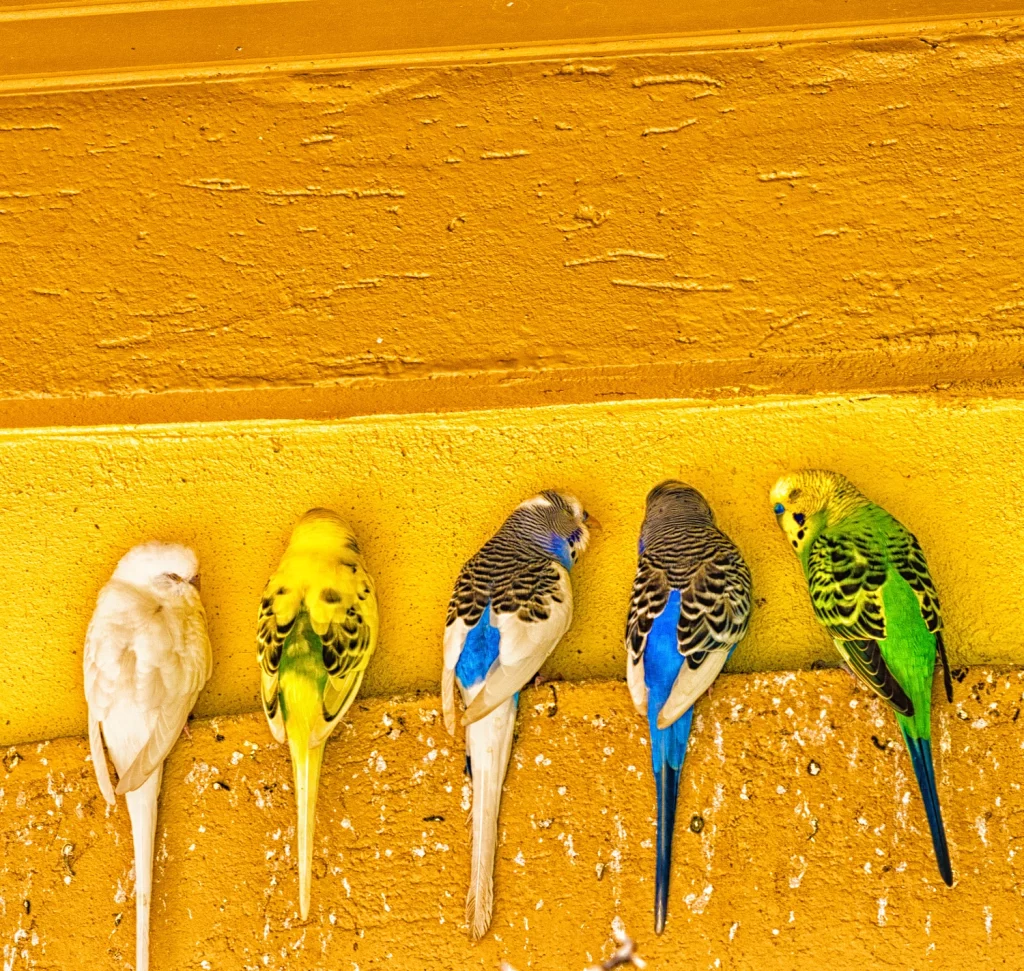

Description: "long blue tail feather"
903 730 953 886
650 706 692 934
654 762 679 935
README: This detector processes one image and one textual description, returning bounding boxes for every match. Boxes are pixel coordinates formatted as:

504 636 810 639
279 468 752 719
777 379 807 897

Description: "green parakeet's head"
770 469 867 558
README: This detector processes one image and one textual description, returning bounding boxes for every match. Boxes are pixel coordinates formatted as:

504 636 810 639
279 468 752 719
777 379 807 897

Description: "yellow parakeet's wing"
257 518 380 749
308 554 379 747
257 591 288 744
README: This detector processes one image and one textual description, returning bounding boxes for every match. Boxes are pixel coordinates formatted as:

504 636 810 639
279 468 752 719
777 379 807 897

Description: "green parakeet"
771 470 954 886
257 509 380 918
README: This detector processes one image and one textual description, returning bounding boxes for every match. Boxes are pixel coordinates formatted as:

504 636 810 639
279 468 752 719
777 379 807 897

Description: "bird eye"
793 512 806 527
773 503 785 515
582 511 589 522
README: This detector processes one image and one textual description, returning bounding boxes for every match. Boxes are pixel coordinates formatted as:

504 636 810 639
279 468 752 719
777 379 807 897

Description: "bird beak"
586 515 602 532
189 575 202 592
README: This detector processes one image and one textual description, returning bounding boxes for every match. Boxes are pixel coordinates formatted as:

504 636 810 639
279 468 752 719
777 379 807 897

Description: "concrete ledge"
0 673 1019 969
3 2 1022 93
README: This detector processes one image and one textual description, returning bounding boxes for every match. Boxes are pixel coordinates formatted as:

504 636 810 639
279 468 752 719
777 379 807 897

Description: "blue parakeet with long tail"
771 469 954 885
625 481 752 934
442 491 593 940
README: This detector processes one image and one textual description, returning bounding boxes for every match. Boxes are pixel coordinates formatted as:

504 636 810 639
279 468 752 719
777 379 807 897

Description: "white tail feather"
442 667 458 736
465 695 516 941
125 768 162 971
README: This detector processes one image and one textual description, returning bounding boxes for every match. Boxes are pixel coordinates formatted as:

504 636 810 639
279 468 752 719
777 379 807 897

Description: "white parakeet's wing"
84 578 211 795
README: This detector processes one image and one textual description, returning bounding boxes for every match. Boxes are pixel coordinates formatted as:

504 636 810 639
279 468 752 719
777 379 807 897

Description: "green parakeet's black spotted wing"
889 526 954 703
257 596 288 739
806 521 916 716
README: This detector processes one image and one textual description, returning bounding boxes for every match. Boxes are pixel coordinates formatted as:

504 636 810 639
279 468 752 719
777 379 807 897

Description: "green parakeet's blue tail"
902 728 953 886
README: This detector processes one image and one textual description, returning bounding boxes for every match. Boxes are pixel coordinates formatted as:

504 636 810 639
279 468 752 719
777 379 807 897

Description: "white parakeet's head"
113 542 201 592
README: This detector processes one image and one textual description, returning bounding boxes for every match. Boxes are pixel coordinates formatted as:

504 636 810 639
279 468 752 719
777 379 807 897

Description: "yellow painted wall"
2 24 1024 426
1 674 1019 969
1 393 1023 746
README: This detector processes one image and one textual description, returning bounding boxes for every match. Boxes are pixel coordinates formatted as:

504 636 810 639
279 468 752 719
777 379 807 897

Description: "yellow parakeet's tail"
280 649 328 921
288 730 325 920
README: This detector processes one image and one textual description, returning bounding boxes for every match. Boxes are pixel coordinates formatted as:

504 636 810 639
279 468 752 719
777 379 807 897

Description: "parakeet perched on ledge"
771 469 954 886
257 509 379 918
625 481 752 933
442 491 593 940
84 542 212 971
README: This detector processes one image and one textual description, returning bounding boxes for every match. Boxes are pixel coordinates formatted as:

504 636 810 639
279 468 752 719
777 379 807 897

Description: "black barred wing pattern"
446 534 566 628
257 595 287 741
806 524 888 640
258 560 378 745
627 530 751 669
445 528 573 728
625 514 752 727
888 521 952 703
806 516 914 716
625 559 671 667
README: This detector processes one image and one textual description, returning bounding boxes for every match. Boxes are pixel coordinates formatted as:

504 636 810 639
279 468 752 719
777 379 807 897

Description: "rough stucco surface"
1 393 1023 746
2 27 1024 422
0 674 1020 970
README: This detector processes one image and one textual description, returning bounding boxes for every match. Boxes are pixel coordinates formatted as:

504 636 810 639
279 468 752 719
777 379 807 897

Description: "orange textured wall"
1 23 1024 425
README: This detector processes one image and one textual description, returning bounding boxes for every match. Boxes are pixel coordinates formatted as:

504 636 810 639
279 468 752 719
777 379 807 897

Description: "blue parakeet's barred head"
446 490 591 630
642 480 715 544
507 490 592 567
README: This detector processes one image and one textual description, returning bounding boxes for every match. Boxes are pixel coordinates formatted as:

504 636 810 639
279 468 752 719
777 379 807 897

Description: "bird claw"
182 723 193 741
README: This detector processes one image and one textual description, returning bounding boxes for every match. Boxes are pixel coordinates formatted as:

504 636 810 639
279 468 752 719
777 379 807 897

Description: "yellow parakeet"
257 508 379 918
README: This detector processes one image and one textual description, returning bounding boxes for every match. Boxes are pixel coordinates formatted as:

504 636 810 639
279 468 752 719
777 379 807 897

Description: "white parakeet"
84 543 212 971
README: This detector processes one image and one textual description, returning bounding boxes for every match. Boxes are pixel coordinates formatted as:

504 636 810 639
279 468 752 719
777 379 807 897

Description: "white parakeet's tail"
125 769 162 971
288 732 325 921
465 694 517 941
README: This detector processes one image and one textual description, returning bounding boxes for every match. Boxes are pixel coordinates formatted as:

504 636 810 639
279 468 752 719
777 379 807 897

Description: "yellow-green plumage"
257 509 379 918
771 471 954 886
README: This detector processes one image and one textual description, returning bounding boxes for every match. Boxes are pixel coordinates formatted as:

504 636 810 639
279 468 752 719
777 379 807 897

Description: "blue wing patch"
455 603 502 690
644 591 684 716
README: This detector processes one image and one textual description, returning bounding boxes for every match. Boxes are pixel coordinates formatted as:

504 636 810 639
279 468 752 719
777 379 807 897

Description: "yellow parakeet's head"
770 469 867 559
285 508 361 556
